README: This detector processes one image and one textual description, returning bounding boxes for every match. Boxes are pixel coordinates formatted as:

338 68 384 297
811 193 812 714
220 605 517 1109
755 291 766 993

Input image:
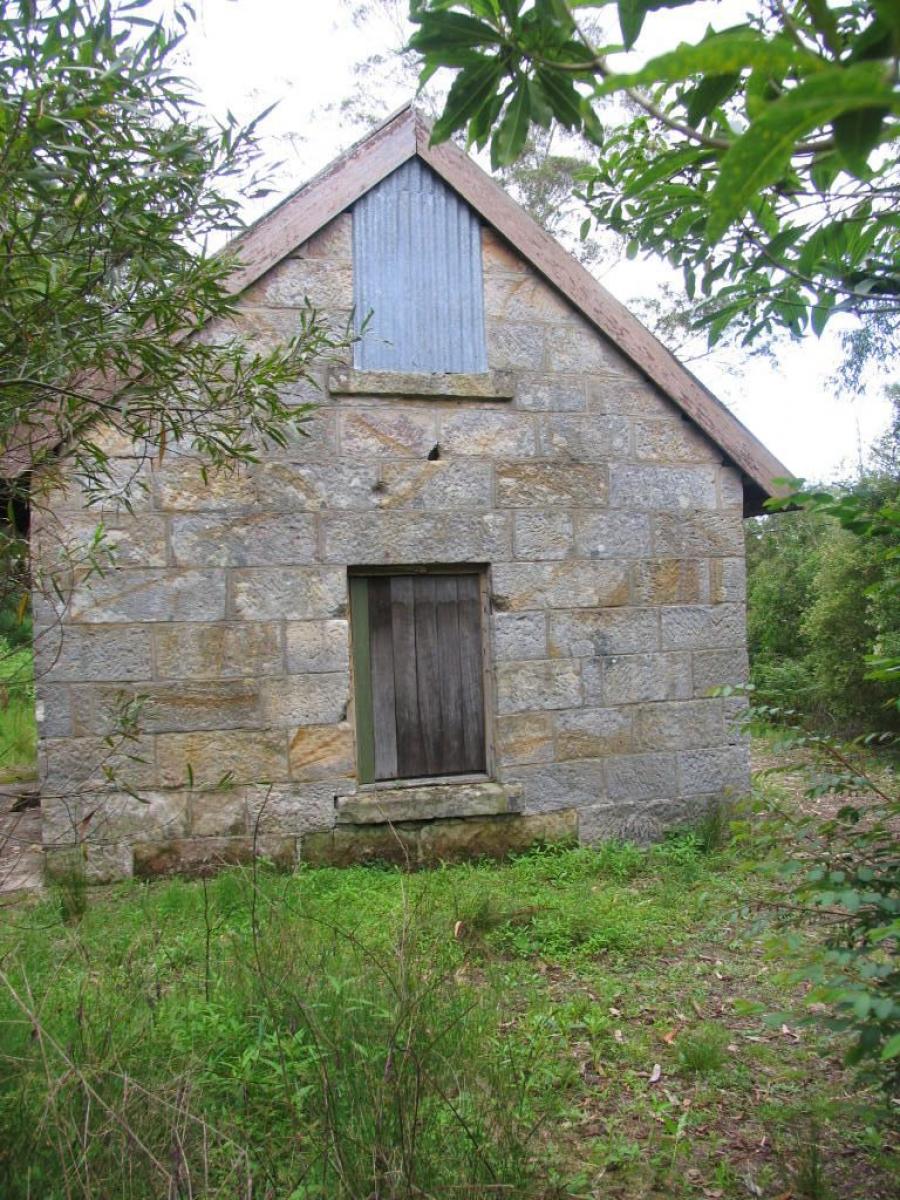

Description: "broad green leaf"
618 0 648 49
706 63 899 243
408 11 501 54
491 82 531 166
431 57 504 144
685 72 740 127
833 106 889 177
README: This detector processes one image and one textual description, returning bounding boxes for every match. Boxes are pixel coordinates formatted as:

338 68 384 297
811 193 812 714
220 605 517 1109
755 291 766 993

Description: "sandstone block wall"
34 210 750 880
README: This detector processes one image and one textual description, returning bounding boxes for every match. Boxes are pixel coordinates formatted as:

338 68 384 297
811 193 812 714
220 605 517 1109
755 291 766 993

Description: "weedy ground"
0 770 896 1200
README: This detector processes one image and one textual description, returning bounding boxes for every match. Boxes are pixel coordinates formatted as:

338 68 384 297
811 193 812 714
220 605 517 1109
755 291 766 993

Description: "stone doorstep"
326 367 515 400
303 807 578 869
334 780 523 826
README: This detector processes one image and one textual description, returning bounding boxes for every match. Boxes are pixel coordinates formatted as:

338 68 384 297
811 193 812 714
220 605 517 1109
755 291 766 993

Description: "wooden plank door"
362 572 486 781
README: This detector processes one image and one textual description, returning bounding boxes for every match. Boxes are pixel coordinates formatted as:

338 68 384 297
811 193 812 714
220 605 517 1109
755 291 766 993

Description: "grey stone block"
232 567 347 621
545 320 616 371
322 511 511 565
538 414 630 460
40 735 157 795
710 557 747 603
35 684 71 737
496 462 608 508
583 652 692 705
495 659 582 714
69 569 227 624
653 512 743 557
244 257 353 308
70 680 262 736
513 511 574 560
156 729 289 789
339 408 437 458
556 706 633 759
170 512 317 567
512 759 606 814
692 648 749 696
574 511 652 559
515 376 586 412
492 561 629 611
255 459 380 511
154 622 283 680
660 604 745 650
486 320 546 369
439 410 537 458
245 782 338 836
335 780 520 825
549 608 659 658
634 699 724 751
285 620 350 674
495 713 555 766
678 744 750 798
260 673 349 728
610 464 718 511
633 418 717 464
380 460 493 510
492 611 547 661
35 624 154 683
606 752 677 801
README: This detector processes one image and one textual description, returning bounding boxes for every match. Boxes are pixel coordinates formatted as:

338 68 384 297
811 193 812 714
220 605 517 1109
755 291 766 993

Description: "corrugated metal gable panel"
352 158 487 372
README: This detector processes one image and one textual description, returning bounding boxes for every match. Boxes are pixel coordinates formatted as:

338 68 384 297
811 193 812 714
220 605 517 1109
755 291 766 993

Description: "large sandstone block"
156 729 289 788
45 842 133 884
232 567 347 620
35 625 153 683
133 835 296 878
574 511 652 559
255 460 380 511
486 320 546 369
549 608 658 657
538 414 630 460
154 461 257 511
678 743 750 797
170 512 317 567
513 511 574 560
692 647 749 696
285 620 350 674
653 512 743 557
244 781 339 836
289 721 355 780
335 780 520 824
35 512 167 568
294 212 351 262
605 752 677 801
439 410 537 458
632 559 710 605
545 320 617 371
339 409 437 458
633 418 717 464
492 561 629 611
34 683 71 737
610 464 718 511
261 673 349 728
190 790 249 837
41 790 187 847
495 713 555 766
322 511 511 565
379 460 493 510
660 604 745 650
515 376 586 412
69 680 261 736
586 377 672 418
710 557 747 603
244 257 353 308
513 759 605 814
484 271 572 321
583 651 692 705
496 462 608 508
496 659 581 714
154 622 283 680
41 735 157 795
491 611 547 661
634 699 724 751
69 569 227 624
417 809 577 864
556 707 633 759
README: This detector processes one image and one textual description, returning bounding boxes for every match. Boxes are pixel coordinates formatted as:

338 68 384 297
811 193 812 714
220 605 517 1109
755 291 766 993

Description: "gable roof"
2 103 791 507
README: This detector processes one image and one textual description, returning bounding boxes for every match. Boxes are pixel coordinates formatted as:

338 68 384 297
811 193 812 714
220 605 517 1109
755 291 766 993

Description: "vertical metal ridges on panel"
352 158 487 372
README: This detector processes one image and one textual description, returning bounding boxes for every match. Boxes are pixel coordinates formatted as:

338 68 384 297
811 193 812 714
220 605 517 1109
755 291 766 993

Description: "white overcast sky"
168 0 895 483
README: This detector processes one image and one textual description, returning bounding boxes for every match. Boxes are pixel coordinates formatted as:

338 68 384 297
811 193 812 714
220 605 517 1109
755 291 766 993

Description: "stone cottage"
27 106 790 880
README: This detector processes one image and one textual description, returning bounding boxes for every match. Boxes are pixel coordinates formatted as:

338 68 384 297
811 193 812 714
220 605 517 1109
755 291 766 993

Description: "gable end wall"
34 212 749 880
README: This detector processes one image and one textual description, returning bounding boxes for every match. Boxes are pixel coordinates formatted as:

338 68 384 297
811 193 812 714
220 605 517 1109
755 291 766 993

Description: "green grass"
0 828 896 1199
0 638 37 783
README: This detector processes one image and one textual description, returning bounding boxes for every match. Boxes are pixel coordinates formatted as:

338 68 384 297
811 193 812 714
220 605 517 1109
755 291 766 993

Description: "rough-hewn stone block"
583 652 692 705
692 648 749 696
538 414 630 460
545 320 616 371
492 561 629 611
718 466 745 510
609 464 718 511
496 659 581 714
678 744 750 797
495 713 555 766
133 835 296 878
606 752 677 801
515 376 586 412
245 258 353 308
496 462 608 508
45 842 133 884
482 227 528 273
660 604 745 650
484 271 571 321
380 460 493 510
289 721 354 780
556 707 633 759
491 611 547 661
285 620 350 674
232 567 347 620
243 781 338 836
190 790 247 837
513 511 574 561
486 320 545 369
156 729 288 788
70 680 261 736
632 559 709 605
633 418 717 464
586 377 671 418
339 409 437 458
513 759 605 813
34 683 70 737
154 462 257 512
328 368 515 400
439 410 537 458
549 608 658 657
255 460 379 511
37 513 167 568
294 212 351 262
322 511 511 565
634 699 724 751
653 512 743 557
261 674 349 728
155 622 283 680
36 625 154 683
69 569 226 624
41 735 157 794
710 557 747 603
336 781 520 825
170 512 317 567
418 809 576 864
303 823 418 868
574 511 652 560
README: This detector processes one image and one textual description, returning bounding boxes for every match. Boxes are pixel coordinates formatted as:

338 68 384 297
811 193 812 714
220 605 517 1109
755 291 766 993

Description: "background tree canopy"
409 0 900 354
